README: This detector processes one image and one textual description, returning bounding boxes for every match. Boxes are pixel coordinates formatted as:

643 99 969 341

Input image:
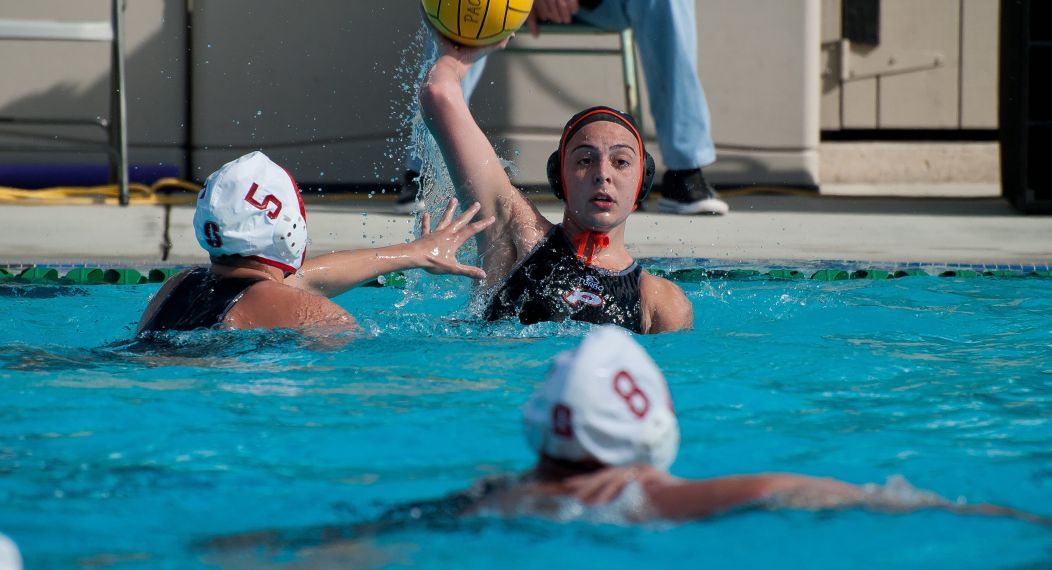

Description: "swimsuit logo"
564 288 604 308
582 275 604 293
564 275 605 307
203 221 223 248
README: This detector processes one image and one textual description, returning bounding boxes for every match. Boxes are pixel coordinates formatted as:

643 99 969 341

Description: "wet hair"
534 453 607 482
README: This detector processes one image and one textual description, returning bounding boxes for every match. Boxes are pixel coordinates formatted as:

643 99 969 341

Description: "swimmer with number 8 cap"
418 28 692 334
0 533 22 570
203 326 1049 555
460 326 1052 524
137 151 494 335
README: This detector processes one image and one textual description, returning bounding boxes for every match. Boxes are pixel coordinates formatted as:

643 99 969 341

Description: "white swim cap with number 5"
193 151 308 273
523 326 679 470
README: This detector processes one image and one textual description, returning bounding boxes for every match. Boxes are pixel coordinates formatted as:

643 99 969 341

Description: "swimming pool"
1 267 1050 568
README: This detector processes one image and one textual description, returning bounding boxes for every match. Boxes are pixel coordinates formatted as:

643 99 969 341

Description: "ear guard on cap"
271 210 308 261
547 150 656 205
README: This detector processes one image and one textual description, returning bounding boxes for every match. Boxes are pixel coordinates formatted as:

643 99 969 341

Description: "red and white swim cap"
193 151 308 273
523 326 679 470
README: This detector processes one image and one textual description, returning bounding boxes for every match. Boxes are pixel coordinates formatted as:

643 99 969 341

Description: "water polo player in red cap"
419 35 692 334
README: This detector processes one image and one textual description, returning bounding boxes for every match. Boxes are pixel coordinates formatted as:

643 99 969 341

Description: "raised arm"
418 36 550 271
287 199 493 297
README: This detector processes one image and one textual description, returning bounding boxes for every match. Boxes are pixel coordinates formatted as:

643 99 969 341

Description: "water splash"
385 24 480 306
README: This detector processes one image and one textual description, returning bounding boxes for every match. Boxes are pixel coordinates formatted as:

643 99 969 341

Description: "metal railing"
0 0 128 204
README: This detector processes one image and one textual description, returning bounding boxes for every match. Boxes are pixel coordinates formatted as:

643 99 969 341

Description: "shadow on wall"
190 1 419 185
0 1 524 188
6 2 800 190
0 0 187 183
473 52 595 128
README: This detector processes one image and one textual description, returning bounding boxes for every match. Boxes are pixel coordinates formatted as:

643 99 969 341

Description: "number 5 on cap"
244 183 283 219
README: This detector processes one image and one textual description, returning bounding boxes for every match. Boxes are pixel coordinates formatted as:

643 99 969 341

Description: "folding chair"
505 22 643 130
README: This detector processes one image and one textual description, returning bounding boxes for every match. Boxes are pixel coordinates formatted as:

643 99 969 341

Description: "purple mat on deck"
0 163 181 188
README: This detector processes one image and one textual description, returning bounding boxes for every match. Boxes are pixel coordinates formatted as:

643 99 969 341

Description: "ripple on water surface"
0 273 1050 568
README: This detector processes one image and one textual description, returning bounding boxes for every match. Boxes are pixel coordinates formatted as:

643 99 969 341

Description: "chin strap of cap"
573 231 610 265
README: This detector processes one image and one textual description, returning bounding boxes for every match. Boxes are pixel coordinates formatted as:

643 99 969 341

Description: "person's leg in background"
395 44 489 214
576 0 728 215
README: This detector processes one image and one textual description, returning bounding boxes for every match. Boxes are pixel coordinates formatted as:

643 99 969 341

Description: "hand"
527 0 580 36
563 464 671 505
432 29 513 69
413 198 495 280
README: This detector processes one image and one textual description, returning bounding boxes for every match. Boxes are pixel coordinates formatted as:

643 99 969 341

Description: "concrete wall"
0 0 186 174
0 0 821 188
0 0 995 190
821 0 999 130
190 0 821 187
187 2 417 186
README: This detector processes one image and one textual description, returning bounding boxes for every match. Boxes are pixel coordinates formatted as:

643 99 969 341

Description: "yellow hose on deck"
0 178 202 205
0 179 398 206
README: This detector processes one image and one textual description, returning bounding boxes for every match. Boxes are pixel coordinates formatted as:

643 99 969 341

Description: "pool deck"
3 182 1051 270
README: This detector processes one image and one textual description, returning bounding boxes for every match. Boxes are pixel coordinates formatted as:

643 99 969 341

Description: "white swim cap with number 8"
523 326 679 470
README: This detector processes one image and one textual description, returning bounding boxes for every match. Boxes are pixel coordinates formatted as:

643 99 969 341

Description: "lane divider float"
1 265 1050 289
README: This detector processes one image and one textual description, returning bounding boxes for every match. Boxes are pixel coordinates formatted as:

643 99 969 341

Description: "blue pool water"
1 269 1050 568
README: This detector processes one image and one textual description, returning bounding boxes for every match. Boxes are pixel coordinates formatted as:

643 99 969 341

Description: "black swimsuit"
484 226 644 333
138 267 263 334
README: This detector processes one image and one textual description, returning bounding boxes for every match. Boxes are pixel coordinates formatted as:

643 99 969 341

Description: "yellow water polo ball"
422 0 534 47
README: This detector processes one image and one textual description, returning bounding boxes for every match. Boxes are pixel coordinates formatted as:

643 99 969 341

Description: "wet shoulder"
639 270 693 333
135 268 199 333
472 478 656 524
225 281 352 330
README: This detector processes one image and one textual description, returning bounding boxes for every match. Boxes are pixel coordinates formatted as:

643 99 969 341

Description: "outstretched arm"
568 467 1052 526
655 474 871 520
942 502 1052 527
287 199 494 297
418 34 549 265
567 469 861 520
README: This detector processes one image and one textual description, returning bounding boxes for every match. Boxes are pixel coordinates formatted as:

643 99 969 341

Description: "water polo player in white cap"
137 151 494 334
203 326 1048 553
418 33 692 334
465 326 1049 524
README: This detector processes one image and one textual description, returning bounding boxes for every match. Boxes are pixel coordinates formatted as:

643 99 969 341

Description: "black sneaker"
392 170 421 214
657 168 729 215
